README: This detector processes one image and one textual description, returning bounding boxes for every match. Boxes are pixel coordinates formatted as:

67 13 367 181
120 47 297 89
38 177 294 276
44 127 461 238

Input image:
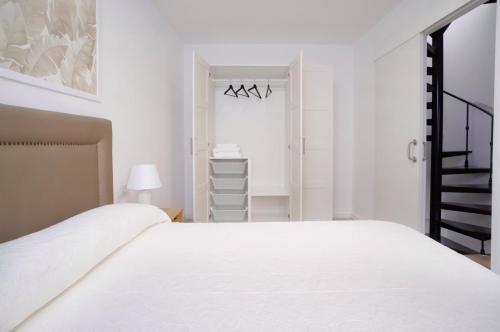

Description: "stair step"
440 236 478 255
442 167 490 174
427 67 434 76
440 219 491 241
441 202 491 215
427 119 432 126
427 43 435 57
427 83 432 92
442 184 492 193
427 135 432 142
442 150 472 158
427 102 433 109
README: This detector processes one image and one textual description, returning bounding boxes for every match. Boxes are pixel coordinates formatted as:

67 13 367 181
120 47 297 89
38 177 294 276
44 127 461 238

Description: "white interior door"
374 35 426 231
193 53 210 222
302 65 334 220
289 52 304 221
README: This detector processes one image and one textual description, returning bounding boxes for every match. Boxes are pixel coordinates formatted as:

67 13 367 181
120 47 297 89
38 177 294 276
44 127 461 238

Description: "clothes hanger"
248 81 262 99
265 80 272 98
224 80 238 98
236 80 250 98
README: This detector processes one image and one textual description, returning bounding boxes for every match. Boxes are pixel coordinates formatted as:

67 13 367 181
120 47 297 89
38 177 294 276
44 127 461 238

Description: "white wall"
183 44 354 220
353 0 482 219
215 86 288 191
444 4 496 166
0 0 184 208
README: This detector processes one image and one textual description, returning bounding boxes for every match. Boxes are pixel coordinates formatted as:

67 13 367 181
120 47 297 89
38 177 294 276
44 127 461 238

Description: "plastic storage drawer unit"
211 207 248 222
210 176 247 191
210 192 247 206
211 161 247 175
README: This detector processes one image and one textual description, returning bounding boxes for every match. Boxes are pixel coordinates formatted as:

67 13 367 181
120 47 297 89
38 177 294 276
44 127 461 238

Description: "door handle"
302 137 306 155
407 139 417 163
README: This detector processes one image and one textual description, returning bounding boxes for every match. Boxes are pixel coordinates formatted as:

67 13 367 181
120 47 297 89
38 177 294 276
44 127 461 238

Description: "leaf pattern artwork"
0 0 97 94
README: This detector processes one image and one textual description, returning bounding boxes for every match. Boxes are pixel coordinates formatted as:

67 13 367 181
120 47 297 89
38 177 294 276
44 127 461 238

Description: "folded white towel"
213 143 241 157
213 148 241 154
216 144 239 149
213 152 242 158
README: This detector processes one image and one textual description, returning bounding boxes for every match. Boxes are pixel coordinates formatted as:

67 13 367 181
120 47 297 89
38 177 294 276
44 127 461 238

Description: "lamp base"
137 190 152 205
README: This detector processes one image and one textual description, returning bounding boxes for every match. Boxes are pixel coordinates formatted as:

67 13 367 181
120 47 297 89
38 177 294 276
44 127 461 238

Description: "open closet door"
289 52 304 221
374 35 425 231
302 65 334 220
192 53 210 222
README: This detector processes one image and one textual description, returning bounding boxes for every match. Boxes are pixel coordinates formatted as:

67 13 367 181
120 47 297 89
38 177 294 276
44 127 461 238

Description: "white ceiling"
154 0 402 44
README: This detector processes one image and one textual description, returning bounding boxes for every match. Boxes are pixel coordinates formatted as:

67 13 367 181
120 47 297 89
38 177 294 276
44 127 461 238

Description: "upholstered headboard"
0 104 113 243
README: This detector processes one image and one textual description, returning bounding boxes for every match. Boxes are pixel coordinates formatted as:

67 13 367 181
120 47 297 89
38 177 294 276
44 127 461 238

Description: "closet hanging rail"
213 79 289 83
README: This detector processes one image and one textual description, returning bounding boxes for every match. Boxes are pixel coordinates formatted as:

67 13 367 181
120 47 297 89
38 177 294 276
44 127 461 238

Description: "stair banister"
443 90 494 185
443 91 494 117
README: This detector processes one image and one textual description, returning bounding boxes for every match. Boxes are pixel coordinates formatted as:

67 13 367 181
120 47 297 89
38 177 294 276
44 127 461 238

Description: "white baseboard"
187 213 360 221
333 213 358 220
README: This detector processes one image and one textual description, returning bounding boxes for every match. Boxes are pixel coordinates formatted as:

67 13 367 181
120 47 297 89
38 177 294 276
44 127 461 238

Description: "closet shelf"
251 186 289 197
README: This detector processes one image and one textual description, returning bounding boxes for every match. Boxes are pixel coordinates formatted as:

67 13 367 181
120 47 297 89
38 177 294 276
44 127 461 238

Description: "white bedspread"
19 221 500 331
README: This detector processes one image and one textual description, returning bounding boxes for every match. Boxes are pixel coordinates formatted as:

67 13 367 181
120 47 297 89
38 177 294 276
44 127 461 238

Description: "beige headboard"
0 104 113 243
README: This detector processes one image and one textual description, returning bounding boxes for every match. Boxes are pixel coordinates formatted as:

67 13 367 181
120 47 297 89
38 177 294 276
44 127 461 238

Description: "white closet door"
289 52 304 221
302 65 333 220
374 35 425 231
193 53 210 223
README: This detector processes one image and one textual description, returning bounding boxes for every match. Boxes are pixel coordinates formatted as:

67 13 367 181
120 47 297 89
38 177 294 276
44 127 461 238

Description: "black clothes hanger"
265 81 272 98
248 83 262 99
236 83 250 98
224 83 238 98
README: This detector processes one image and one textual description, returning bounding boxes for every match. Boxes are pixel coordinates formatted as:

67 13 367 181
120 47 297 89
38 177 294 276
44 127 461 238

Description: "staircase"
427 26 494 256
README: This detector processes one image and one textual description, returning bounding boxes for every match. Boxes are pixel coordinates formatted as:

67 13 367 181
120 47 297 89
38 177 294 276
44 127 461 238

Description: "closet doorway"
192 53 334 223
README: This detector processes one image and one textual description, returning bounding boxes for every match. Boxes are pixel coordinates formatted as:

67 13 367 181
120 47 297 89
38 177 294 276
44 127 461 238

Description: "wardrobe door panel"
302 65 334 221
303 188 332 220
303 150 330 185
304 109 331 149
193 53 210 222
374 35 425 231
289 52 304 221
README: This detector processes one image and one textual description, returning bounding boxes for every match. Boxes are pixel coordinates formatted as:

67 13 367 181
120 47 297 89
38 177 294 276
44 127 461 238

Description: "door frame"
192 52 210 223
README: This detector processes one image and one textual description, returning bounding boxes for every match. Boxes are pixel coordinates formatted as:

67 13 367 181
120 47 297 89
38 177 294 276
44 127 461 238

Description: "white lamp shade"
127 164 162 190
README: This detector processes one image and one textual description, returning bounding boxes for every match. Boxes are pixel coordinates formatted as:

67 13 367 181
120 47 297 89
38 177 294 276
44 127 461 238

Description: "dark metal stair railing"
429 28 446 241
443 90 494 186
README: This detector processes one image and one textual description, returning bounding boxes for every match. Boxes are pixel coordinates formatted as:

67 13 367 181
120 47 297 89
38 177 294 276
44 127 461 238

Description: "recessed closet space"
213 66 290 222
192 52 334 223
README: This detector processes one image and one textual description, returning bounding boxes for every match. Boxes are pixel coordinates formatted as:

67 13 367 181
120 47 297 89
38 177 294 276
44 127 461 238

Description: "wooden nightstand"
161 208 184 222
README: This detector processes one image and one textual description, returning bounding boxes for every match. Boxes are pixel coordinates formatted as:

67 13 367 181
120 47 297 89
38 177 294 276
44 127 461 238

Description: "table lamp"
127 164 162 204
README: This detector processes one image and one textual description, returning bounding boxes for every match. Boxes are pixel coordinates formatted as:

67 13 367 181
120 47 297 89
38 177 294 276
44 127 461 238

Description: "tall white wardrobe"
192 52 334 222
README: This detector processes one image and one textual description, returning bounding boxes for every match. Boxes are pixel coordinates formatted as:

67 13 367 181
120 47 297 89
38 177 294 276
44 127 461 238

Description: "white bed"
2 204 500 331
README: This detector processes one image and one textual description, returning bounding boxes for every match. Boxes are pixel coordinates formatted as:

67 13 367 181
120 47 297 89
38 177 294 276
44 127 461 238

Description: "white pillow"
0 203 170 331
